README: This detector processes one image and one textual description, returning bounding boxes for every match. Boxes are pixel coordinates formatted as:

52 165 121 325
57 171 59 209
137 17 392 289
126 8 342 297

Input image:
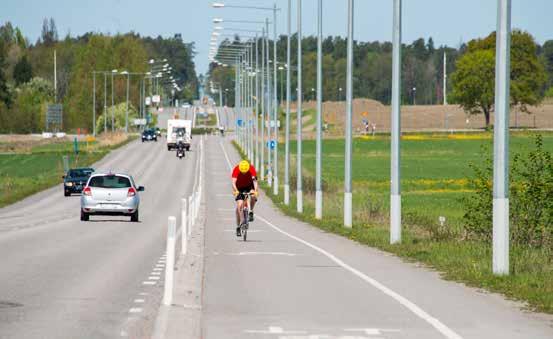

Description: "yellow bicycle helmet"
239 160 250 174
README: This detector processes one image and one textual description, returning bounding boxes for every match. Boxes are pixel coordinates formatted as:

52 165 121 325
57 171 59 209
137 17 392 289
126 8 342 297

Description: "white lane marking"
134 299 145 303
219 141 233 170
143 281 156 285
245 326 306 335
256 215 463 339
120 330 129 337
139 292 149 296
215 251 297 257
155 264 164 268
129 308 142 313
149 276 161 280
151 271 161 276
153 267 163 271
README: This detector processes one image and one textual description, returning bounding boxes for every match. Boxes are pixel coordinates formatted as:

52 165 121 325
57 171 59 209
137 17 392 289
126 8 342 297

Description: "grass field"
0 134 134 208
246 131 553 313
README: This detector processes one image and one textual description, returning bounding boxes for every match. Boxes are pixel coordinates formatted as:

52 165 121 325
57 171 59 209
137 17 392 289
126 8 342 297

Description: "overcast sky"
2 0 552 75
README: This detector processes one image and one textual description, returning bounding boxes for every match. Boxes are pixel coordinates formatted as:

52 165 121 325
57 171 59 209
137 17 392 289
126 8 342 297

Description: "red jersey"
232 165 257 189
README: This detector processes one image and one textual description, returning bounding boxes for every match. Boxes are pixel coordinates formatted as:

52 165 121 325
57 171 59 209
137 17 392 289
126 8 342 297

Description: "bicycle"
237 192 254 241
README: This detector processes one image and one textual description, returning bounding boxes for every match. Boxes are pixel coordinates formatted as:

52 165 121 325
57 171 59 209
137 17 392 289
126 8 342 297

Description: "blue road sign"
237 119 243 127
267 140 276 150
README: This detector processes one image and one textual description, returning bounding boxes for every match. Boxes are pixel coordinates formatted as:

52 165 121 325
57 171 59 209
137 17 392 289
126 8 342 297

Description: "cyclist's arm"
232 177 238 193
252 177 258 193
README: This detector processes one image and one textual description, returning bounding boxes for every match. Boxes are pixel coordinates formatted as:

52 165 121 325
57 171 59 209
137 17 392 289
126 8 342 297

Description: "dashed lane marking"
129 308 142 313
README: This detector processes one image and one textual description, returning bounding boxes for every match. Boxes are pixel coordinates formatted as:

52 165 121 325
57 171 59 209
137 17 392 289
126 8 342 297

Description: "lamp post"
296 0 303 213
390 0 402 243
284 0 292 205
344 0 354 228
492 0 512 276
111 69 117 132
315 0 323 219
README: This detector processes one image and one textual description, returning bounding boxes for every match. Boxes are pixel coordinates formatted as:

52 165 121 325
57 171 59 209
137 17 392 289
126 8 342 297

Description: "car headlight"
65 182 73 187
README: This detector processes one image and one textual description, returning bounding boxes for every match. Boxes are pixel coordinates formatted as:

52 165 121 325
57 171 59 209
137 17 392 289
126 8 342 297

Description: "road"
0 137 199 338
198 135 553 339
1 132 552 339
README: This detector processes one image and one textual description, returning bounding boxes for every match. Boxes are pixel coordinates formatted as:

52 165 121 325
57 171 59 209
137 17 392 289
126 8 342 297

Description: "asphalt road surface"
1 133 553 339
0 137 198 338
199 136 553 339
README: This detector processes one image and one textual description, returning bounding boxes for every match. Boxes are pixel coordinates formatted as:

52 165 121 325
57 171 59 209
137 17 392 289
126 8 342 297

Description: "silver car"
80 172 145 222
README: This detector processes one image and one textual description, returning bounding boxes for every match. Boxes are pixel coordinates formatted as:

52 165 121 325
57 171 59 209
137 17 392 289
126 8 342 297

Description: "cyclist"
232 160 258 237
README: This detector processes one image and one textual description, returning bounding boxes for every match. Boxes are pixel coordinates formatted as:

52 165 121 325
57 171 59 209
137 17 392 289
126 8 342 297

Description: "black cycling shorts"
235 185 254 201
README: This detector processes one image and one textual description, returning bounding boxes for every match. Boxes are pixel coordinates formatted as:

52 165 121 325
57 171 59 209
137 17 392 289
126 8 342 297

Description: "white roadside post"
181 198 188 255
390 0 402 243
163 216 176 306
188 195 193 237
493 0 511 276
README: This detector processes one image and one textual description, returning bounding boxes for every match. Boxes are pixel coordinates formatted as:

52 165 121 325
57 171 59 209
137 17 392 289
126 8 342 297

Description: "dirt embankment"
287 98 553 133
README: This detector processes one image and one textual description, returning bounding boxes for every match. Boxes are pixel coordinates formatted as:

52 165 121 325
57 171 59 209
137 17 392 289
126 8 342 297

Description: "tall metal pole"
390 0 402 242
250 45 255 162
266 18 273 187
344 0 354 228
273 3 279 195
104 73 107 134
261 28 266 180
443 51 447 106
255 34 260 171
125 74 130 133
111 72 115 132
284 0 292 205
296 0 303 213
93 72 96 136
315 0 323 219
493 0 511 276
54 50 57 103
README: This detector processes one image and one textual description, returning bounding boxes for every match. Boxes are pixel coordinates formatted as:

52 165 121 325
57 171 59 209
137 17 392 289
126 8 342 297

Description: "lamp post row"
214 0 512 276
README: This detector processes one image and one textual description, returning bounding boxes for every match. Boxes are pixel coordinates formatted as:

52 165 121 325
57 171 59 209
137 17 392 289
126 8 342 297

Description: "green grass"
237 131 553 314
0 138 134 208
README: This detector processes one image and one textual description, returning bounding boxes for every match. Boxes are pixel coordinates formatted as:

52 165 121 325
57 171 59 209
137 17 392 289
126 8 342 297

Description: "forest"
0 19 198 133
208 32 553 111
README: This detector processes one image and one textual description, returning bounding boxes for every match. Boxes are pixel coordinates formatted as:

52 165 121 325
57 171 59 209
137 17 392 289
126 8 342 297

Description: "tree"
40 18 58 46
451 30 547 127
542 40 553 88
0 41 11 107
13 55 33 85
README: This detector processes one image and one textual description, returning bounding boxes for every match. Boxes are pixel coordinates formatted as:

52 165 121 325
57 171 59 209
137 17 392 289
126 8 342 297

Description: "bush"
463 135 553 249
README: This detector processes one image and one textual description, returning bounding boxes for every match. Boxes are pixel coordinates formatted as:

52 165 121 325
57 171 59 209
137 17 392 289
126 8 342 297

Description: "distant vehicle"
167 119 192 151
142 128 157 142
63 168 95 196
80 172 144 222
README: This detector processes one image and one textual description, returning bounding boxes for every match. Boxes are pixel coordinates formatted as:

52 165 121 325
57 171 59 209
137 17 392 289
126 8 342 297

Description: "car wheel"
131 210 139 222
142 139 145 143
80 210 89 221
64 190 70 197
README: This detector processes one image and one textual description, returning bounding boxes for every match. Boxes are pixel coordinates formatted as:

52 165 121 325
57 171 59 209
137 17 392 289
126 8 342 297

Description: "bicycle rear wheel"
242 208 249 241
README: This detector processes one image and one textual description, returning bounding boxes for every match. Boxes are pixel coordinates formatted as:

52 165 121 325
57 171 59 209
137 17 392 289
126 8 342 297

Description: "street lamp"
111 69 117 132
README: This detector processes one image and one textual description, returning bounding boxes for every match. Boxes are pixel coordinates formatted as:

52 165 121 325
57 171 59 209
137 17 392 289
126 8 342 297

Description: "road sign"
265 120 281 128
145 97 152 106
267 140 276 149
237 119 243 127
46 104 63 131
133 119 147 126
152 95 161 103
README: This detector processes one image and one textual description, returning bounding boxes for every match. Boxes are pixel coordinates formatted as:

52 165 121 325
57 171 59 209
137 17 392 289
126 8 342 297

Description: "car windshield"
175 127 186 136
88 175 131 188
68 169 93 178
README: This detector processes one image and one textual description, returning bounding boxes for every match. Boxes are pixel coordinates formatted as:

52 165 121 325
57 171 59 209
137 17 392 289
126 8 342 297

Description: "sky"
2 0 553 75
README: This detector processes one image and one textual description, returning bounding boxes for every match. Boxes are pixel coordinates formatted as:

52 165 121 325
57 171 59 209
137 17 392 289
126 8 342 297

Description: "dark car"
142 129 157 142
63 168 95 196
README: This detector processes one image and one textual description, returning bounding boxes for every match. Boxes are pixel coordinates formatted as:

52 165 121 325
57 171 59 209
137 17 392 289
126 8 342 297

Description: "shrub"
463 135 553 249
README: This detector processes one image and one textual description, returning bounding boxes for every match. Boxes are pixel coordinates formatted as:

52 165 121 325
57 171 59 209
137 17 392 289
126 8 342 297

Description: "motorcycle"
176 141 185 159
